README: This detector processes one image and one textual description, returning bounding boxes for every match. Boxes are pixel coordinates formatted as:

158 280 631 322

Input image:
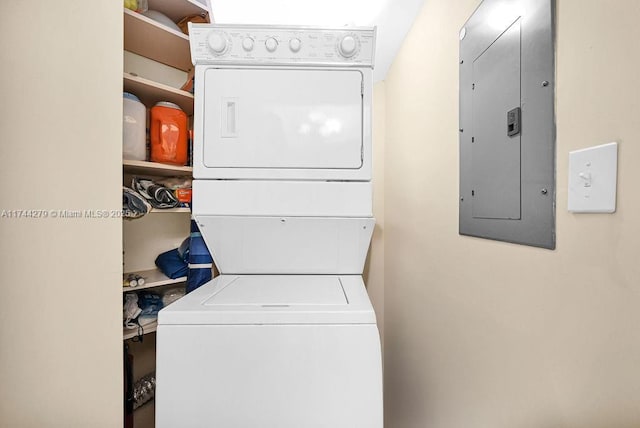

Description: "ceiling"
208 0 426 81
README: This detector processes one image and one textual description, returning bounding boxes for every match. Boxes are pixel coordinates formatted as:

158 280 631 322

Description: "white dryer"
156 24 381 428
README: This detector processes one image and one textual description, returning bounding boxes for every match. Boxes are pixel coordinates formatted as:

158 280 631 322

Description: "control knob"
208 31 228 55
242 37 255 52
265 37 279 53
338 35 358 58
289 38 302 53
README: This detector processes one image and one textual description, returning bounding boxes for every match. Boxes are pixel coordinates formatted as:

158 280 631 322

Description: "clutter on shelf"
123 286 186 340
142 10 182 32
177 14 209 35
162 285 186 307
122 91 193 166
123 293 143 330
123 0 147 13
133 372 156 410
155 238 190 280
153 221 214 293
150 102 189 166
123 177 192 218
123 273 146 288
123 186 152 218
154 176 192 204
186 220 213 293
122 92 146 161
132 177 189 209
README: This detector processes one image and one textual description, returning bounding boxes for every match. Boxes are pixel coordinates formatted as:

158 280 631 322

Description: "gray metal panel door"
459 0 555 249
472 19 521 219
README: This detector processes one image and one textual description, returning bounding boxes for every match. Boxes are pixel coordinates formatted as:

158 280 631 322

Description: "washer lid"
158 275 377 325
204 276 347 306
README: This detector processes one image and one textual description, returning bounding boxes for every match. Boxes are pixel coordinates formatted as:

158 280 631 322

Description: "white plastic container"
123 92 147 161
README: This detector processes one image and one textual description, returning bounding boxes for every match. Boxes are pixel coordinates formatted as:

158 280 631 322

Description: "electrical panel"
459 0 556 249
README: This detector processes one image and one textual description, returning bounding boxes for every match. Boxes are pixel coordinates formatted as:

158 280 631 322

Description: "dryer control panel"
189 24 376 67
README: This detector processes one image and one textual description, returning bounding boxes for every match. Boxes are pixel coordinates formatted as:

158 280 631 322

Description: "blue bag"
155 248 188 279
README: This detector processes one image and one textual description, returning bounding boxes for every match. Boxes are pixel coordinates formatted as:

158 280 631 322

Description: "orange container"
175 188 192 203
150 102 188 165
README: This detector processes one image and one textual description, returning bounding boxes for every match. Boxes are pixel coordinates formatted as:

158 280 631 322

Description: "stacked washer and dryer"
156 24 382 428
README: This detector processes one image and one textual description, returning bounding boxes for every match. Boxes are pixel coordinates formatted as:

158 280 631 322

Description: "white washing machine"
156 24 381 428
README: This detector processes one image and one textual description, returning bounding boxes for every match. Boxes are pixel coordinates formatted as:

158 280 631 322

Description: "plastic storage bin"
122 92 147 161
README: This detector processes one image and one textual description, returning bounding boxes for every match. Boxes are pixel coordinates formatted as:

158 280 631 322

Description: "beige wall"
365 82 387 345
383 0 640 427
0 1 123 427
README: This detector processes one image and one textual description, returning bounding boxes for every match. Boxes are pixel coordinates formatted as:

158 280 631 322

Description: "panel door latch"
507 107 521 136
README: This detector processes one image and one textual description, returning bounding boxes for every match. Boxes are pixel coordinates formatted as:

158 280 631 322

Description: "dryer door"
201 68 364 173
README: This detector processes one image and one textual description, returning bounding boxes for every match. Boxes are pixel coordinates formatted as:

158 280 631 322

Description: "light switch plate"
568 142 618 213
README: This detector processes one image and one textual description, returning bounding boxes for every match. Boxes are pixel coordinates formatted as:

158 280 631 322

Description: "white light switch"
568 142 618 213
